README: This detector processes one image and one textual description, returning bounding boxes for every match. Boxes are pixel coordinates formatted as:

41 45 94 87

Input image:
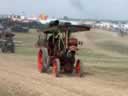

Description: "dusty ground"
0 54 128 96
0 29 128 96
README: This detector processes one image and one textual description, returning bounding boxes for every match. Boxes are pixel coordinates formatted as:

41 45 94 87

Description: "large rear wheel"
1 44 7 53
10 44 15 53
37 48 49 73
38 49 43 72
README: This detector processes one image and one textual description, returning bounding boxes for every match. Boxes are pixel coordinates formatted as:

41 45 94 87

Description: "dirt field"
0 29 128 96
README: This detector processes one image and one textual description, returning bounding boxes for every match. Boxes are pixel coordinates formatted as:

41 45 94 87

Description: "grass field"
77 29 128 82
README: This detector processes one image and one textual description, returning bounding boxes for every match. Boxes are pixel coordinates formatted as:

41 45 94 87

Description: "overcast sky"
0 0 128 20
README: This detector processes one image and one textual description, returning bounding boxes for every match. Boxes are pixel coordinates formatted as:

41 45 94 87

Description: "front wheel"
75 59 82 77
52 58 60 77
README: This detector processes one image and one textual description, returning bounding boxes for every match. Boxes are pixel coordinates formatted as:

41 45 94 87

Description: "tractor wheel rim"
53 60 58 77
76 60 81 76
38 49 43 72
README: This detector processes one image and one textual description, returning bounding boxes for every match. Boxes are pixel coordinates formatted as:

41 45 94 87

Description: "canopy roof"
42 24 91 34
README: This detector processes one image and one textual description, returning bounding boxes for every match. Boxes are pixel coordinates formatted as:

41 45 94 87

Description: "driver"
48 31 59 55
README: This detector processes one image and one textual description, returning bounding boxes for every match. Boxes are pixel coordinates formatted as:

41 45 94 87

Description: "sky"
0 0 128 20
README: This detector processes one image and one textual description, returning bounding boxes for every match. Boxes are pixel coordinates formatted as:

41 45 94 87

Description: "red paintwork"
76 59 80 74
37 49 43 72
64 65 72 72
69 38 78 46
52 59 58 77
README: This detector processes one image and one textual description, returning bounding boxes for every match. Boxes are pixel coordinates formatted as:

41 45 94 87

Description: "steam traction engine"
0 32 15 53
37 20 90 77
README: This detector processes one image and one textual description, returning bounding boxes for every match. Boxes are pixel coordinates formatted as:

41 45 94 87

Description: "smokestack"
69 0 84 10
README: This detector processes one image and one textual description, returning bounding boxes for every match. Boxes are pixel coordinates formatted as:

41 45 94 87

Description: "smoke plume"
68 0 84 10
